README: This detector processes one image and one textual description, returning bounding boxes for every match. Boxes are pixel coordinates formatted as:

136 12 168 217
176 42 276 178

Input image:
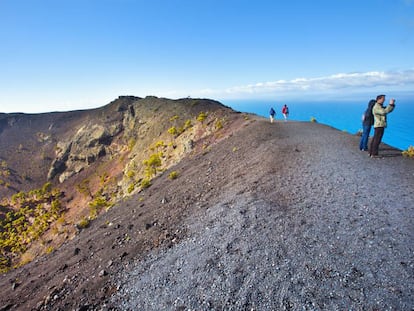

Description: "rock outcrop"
48 123 122 182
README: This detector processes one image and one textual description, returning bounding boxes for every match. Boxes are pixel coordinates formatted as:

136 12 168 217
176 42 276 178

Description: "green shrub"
50 199 62 217
127 183 135 193
197 112 207 122
168 171 179 180
126 170 135 179
170 115 179 122
128 138 136 151
0 255 10 273
168 127 178 136
154 140 166 149
99 172 109 185
184 119 192 129
215 119 223 130
89 195 110 218
76 179 91 198
77 217 90 229
140 179 151 189
402 146 414 158
143 154 162 178
42 182 52 194
46 246 54 254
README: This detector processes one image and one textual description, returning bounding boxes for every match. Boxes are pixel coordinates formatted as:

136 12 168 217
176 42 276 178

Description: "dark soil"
1 118 413 310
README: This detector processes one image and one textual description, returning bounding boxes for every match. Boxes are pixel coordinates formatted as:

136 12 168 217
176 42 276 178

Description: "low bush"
197 112 207 122
402 146 414 158
126 170 135 179
127 183 135 193
143 154 162 178
168 126 178 136
128 138 136 151
215 119 223 130
88 195 110 218
46 246 54 254
168 171 179 180
140 179 151 189
184 119 192 129
76 179 91 198
77 217 90 229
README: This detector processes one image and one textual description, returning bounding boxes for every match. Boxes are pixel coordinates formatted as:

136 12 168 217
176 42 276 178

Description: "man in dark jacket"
359 99 376 151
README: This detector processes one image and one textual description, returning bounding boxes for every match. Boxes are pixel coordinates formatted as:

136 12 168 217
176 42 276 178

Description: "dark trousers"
370 127 384 156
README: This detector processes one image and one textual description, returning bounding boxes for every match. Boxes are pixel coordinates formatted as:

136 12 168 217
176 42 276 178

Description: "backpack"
362 107 374 125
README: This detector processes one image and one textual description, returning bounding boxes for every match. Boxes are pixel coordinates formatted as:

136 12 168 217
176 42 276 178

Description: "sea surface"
223 99 413 151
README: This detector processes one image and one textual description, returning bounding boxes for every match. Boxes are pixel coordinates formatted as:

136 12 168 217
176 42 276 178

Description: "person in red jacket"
282 104 289 121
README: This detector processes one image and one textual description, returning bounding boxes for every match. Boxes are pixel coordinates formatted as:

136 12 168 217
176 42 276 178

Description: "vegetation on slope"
0 182 63 272
0 97 234 272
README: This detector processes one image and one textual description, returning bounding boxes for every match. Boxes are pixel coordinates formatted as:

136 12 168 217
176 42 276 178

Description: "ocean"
223 99 413 151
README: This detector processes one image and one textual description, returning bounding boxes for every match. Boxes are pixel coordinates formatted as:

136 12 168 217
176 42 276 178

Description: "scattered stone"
0 304 14 311
98 269 108 277
76 305 90 311
120 252 128 260
11 282 19 291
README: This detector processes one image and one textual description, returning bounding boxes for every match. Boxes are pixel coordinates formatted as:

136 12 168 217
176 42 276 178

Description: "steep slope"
0 117 413 310
0 96 241 272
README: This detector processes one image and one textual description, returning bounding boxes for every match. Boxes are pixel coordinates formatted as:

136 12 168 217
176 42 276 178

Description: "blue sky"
1 0 413 113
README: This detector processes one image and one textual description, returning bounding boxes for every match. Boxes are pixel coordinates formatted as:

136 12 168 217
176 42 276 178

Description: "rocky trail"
111 119 414 310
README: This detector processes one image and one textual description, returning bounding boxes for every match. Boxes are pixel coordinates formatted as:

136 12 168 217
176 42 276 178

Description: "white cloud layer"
198 69 414 99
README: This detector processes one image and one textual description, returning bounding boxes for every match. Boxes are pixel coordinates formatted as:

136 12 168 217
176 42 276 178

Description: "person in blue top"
269 107 276 123
359 99 376 151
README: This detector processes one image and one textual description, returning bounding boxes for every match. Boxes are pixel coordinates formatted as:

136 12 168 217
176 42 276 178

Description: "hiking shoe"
370 155 382 159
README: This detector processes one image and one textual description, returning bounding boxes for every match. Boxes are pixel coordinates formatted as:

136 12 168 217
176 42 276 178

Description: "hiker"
282 104 289 121
269 107 276 123
369 95 396 158
359 99 376 151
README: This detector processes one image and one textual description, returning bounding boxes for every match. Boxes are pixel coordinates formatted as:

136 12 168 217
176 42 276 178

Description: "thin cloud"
200 70 414 99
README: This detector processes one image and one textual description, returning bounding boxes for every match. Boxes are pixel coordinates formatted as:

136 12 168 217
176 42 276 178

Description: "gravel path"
112 119 414 310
